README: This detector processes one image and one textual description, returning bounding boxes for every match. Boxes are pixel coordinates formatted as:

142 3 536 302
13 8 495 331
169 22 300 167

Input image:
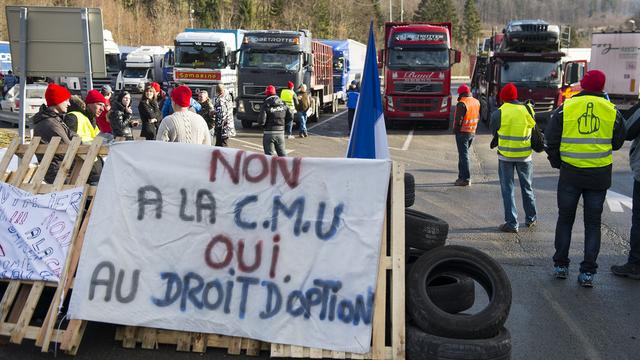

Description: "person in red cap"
31 83 77 183
156 85 211 145
489 82 538 234
280 81 299 138
95 85 113 134
545 69 626 287
64 89 106 143
258 85 293 156
453 84 480 186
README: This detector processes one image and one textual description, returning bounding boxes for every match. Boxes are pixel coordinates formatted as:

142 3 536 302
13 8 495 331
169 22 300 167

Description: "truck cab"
235 30 313 128
380 22 461 127
320 39 366 102
123 46 169 93
173 29 243 101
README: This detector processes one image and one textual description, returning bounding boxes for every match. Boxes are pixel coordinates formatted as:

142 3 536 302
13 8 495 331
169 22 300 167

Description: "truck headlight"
441 97 449 111
238 101 245 113
387 96 394 109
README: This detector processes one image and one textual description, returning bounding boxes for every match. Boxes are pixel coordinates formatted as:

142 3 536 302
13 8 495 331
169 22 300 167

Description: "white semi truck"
123 46 170 93
59 29 123 93
173 29 244 100
591 31 640 110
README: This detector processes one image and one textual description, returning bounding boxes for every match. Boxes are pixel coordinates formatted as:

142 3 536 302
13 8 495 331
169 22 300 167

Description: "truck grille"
533 98 555 113
394 82 443 94
397 98 440 112
521 24 548 32
243 85 268 96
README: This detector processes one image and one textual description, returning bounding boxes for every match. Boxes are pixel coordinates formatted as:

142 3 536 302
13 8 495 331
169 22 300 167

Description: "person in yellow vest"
489 83 537 234
64 89 105 143
453 84 480 186
545 70 626 287
280 81 298 139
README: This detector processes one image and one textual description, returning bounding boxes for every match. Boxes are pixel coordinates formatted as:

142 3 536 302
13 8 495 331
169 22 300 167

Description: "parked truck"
378 22 461 128
471 20 586 128
59 30 123 93
234 30 337 128
590 31 640 111
123 46 170 93
320 39 366 101
173 29 244 100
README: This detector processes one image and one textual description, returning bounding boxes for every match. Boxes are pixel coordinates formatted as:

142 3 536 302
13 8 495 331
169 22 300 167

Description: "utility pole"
400 0 404 21
389 0 392 22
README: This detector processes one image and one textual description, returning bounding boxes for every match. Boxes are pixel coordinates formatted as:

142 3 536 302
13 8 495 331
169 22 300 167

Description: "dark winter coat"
258 95 292 132
31 105 77 184
138 98 162 140
198 99 215 129
109 101 135 139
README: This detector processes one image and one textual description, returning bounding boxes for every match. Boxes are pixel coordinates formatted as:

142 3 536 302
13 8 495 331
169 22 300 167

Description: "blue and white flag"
346 22 390 159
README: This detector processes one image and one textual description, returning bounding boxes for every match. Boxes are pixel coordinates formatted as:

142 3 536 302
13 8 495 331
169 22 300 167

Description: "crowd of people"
453 69 639 287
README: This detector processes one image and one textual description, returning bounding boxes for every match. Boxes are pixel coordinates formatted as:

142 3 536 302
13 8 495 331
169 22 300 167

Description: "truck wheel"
241 119 253 129
480 98 489 124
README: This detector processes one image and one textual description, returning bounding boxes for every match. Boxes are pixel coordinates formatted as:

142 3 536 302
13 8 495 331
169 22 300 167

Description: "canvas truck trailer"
173 29 244 100
320 39 366 102
234 30 337 128
590 32 640 111
123 46 169 93
379 22 461 128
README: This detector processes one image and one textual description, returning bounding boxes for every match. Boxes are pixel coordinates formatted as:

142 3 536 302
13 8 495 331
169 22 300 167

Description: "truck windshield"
240 51 300 71
175 44 225 69
333 57 345 72
501 61 561 85
388 48 449 70
105 54 120 73
123 68 149 79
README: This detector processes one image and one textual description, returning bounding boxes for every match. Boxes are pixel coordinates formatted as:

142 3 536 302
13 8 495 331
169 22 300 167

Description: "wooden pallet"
0 136 106 355
115 162 406 359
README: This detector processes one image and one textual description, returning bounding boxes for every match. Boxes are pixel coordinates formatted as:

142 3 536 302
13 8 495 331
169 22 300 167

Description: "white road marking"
606 190 633 212
230 137 295 155
401 129 414 151
307 110 348 130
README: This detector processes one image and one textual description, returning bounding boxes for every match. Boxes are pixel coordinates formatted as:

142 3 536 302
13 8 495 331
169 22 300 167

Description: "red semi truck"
378 22 461 128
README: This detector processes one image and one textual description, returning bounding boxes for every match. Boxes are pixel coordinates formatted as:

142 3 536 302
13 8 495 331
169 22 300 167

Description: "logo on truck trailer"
175 71 221 80
394 32 446 42
244 36 299 44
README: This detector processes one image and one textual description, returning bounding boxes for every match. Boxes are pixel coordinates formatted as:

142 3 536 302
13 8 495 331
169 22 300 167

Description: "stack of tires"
404 173 513 360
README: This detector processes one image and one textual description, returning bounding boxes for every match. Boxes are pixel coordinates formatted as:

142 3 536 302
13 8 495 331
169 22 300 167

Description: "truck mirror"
228 51 237 70
377 49 384 68
449 49 462 66
304 53 313 67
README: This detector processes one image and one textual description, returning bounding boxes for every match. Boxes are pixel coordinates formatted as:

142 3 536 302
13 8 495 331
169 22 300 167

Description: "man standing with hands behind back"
453 84 480 186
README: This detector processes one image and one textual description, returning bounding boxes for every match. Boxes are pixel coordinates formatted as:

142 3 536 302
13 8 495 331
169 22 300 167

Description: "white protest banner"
69 142 390 353
0 182 84 282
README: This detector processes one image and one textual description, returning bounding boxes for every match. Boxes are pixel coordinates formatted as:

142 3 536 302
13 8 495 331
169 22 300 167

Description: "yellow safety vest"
560 95 615 168
280 89 296 112
497 102 536 159
69 111 99 143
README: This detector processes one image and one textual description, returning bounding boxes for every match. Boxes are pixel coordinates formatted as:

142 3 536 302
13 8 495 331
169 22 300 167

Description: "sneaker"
611 263 640 279
299 133 305 138
554 265 568 279
498 223 518 233
303 132 308 137
454 179 470 186
526 220 537 228
287 135 294 139
578 272 594 287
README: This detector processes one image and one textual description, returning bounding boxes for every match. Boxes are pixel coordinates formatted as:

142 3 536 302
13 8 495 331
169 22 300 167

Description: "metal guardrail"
0 111 19 125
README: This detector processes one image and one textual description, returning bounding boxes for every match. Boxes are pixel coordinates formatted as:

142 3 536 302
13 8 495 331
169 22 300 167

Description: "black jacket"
544 91 626 190
32 105 77 184
138 98 162 140
109 101 134 138
258 95 292 132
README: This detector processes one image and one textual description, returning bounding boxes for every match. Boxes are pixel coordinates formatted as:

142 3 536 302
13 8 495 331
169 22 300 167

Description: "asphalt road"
1 89 640 359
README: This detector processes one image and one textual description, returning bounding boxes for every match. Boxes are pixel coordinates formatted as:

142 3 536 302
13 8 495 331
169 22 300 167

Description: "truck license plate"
409 113 423 117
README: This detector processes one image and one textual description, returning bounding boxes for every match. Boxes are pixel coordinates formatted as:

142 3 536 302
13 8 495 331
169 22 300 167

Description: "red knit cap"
287 81 294 89
500 83 518 102
45 83 71 106
171 85 192 107
265 85 276 96
580 70 606 92
151 82 161 94
85 89 107 105
457 84 471 95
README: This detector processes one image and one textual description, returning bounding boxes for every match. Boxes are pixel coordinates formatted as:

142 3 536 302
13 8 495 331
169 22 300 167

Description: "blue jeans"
498 160 537 230
456 132 474 181
263 132 287 156
630 180 640 264
553 180 606 273
297 111 308 135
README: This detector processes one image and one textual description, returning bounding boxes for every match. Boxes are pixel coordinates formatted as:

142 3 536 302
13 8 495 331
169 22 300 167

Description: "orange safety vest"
456 96 480 133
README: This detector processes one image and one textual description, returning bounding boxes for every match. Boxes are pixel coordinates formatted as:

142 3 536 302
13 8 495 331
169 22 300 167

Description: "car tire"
407 325 512 360
404 172 415 208
405 209 448 251
241 119 253 129
408 245 512 339
427 271 475 314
